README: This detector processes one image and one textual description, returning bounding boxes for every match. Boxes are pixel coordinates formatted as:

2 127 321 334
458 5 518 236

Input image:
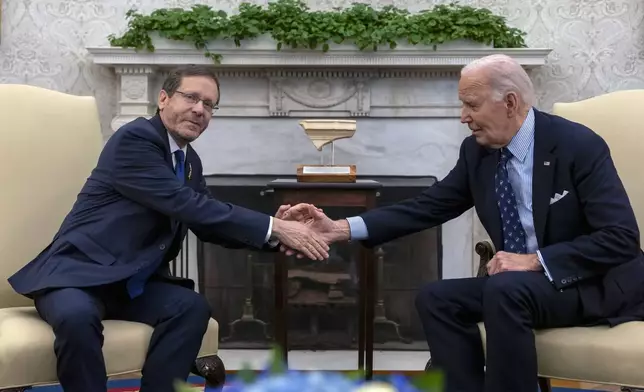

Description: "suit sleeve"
539 133 641 287
189 171 279 252
359 140 475 247
187 174 247 249
110 128 271 249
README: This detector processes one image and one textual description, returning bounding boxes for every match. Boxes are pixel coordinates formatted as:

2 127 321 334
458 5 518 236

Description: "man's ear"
504 92 520 117
157 90 170 111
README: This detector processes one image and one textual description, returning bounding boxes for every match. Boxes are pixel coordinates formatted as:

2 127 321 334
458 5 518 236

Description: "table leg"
358 247 366 372
363 246 375 380
274 252 288 364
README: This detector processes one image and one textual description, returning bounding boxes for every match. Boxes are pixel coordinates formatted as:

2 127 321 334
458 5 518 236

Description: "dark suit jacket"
359 109 644 326
9 115 273 298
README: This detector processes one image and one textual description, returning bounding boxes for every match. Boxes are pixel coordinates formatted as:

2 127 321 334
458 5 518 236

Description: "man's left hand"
487 251 542 275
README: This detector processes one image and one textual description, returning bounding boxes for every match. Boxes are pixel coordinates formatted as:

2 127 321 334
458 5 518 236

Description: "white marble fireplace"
87 38 551 286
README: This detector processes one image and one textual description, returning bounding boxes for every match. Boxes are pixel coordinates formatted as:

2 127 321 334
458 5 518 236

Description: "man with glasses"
8 65 329 392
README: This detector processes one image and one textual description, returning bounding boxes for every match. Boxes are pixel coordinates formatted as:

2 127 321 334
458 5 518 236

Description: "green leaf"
236 362 256 383
344 369 365 380
267 345 287 374
173 380 196 392
108 0 528 63
411 370 445 391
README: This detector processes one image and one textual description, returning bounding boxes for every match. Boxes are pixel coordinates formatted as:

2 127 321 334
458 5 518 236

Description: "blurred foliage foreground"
175 346 443 392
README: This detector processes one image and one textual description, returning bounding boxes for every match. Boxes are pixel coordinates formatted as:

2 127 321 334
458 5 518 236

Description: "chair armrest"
475 240 495 278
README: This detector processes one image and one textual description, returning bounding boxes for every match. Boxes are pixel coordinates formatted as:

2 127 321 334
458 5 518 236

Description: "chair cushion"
0 306 219 389
478 321 644 388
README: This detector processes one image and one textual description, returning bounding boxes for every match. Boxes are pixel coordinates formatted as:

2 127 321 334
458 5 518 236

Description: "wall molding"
88 47 552 69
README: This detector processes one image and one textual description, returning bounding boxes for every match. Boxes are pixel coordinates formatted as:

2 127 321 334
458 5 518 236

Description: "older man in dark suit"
282 54 644 392
8 65 329 392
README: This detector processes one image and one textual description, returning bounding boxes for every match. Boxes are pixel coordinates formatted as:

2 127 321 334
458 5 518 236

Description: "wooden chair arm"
475 240 495 278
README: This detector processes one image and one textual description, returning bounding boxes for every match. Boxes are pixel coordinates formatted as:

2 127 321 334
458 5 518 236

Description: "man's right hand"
280 204 351 257
271 218 330 261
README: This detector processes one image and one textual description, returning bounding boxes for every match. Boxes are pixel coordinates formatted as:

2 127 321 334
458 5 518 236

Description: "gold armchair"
0 85 225 391
472 91 644 392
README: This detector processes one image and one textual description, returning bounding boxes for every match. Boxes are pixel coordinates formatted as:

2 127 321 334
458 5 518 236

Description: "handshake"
269 203 351 261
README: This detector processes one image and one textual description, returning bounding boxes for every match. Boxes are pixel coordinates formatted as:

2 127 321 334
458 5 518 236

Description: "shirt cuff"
266 217 280 247
536 250 553 282
346 216 369 240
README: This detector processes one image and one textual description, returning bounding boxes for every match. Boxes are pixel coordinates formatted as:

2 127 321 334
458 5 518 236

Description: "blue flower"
207 371 432 392
228 371 358 392
388 374 421 392
193 347 442 392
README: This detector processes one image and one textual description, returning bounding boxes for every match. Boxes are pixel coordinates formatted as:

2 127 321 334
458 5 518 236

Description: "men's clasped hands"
273 203 341 260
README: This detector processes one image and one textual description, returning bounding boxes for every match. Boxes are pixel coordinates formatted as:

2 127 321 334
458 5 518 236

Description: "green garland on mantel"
107 0 527 63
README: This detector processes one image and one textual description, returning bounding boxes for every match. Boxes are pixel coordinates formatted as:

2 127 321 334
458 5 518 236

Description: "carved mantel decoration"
87 38 552 132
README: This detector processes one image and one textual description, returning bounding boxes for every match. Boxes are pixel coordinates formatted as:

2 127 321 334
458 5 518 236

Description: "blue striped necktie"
174 150 185 183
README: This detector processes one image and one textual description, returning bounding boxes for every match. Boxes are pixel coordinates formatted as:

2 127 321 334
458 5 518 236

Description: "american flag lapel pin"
188 163 192 180
544 161 550 166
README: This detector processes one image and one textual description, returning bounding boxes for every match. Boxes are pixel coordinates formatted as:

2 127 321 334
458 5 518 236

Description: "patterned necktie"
495 148 527 254
174 150 185 184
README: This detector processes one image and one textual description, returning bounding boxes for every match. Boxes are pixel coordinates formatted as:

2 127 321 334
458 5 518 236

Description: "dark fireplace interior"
196 175 442 351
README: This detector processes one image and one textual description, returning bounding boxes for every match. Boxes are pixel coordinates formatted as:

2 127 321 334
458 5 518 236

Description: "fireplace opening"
196 175 442 351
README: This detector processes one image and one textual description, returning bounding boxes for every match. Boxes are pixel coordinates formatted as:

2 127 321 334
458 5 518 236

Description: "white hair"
461 54 536 108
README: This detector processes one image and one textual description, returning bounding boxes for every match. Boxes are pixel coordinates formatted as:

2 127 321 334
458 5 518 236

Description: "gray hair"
461 54 536 108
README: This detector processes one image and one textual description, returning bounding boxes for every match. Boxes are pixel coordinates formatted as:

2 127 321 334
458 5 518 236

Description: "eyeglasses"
175 90 219 114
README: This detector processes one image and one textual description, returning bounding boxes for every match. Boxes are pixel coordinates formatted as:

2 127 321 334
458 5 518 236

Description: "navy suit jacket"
9 115 273 298
359 109 644 325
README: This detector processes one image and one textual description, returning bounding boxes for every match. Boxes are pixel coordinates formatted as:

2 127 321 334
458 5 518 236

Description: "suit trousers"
415 271 586 392
34 279 211 392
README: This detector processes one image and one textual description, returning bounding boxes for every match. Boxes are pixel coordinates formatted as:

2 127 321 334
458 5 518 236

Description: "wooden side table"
268 179 382 380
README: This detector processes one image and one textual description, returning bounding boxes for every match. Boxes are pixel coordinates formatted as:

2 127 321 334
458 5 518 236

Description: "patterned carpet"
31 376 207 391
27 375 613 392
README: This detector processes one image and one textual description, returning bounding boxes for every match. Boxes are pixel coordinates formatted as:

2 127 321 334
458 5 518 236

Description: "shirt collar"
167 132 187 156
505 107 535 163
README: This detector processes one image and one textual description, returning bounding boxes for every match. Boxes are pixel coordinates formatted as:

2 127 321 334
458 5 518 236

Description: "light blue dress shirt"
346 108 553 281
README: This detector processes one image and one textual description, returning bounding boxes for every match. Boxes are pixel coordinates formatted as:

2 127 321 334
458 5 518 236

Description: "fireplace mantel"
87 39 551 69
87 39 552 132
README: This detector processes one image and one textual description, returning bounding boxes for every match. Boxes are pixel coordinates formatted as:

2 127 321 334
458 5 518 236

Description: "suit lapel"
149 115 184 233
149 115 174 168
480 148 503 249
531 110 557 247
